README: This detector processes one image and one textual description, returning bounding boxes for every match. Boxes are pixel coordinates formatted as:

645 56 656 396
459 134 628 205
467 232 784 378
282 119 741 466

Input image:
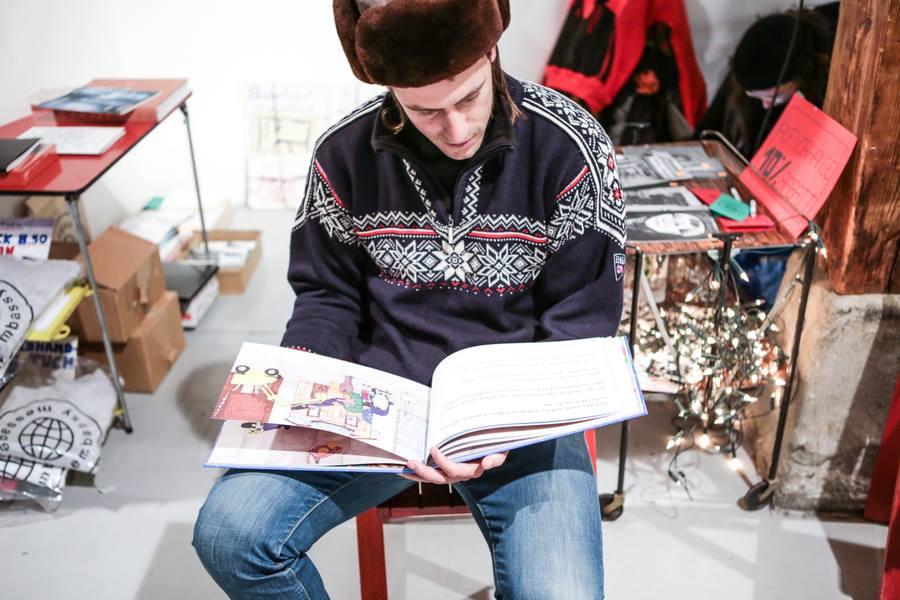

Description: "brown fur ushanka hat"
333 0 511 87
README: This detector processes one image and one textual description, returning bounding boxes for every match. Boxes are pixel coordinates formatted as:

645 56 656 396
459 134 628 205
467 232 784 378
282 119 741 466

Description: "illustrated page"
211 343 431 459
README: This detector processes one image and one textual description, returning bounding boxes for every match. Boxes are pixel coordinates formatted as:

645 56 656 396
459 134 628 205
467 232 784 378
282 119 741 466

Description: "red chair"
355 432 599 600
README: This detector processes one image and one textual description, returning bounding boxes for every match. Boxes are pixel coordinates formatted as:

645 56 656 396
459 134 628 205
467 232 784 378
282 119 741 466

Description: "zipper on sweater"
381 142 510 228
446 145 509 225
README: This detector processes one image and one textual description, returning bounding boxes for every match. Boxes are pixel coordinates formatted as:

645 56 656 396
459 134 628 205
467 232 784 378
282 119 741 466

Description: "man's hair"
379 51 523 135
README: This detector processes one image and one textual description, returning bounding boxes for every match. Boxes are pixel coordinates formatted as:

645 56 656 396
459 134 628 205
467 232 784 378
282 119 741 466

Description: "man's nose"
444 110 468 143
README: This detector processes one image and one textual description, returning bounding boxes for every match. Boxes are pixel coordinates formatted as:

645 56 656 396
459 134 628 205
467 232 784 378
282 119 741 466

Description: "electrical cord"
753 0 806 152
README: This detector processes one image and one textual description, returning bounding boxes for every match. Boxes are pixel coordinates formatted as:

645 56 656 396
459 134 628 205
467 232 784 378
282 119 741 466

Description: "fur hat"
333 0 510 87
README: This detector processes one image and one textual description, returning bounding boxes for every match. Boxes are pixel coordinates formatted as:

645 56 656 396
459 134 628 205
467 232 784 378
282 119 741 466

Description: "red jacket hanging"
543 0 706 127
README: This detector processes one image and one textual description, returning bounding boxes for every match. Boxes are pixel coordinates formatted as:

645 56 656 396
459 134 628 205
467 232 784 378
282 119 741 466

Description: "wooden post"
820 0 900 295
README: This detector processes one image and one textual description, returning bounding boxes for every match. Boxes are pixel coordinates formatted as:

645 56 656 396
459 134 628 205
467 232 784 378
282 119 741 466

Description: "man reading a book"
194 1 625 598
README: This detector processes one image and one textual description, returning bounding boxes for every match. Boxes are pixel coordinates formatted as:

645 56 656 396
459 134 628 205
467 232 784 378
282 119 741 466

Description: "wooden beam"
820 0 900 294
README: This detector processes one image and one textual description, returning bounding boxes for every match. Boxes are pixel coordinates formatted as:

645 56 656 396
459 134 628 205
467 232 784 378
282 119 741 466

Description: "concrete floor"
0 209 888 599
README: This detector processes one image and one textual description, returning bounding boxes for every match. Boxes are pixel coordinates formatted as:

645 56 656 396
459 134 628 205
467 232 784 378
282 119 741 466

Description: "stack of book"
0 138 57 185
11 79 190 160
33 78 190 124
616 144 726 190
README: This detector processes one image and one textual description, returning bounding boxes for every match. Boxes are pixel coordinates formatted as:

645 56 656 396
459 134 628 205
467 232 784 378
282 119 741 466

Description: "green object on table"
710 194 750 221
144 195 165 210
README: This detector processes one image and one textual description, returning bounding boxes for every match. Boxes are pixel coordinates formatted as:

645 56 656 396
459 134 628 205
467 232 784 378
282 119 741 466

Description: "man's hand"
401 447 508 484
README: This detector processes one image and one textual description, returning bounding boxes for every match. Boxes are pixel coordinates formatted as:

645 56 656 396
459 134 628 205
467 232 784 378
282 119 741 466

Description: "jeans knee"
501 578 603 600
193 492 280 586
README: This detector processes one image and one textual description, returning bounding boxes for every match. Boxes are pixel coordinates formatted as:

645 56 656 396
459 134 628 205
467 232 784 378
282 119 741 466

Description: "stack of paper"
18 126 124 156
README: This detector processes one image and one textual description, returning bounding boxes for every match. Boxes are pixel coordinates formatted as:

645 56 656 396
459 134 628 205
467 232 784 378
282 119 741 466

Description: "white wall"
0 0 806 234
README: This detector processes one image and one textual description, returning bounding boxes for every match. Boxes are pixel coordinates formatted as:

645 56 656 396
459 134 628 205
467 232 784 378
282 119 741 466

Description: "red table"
0 97 210 432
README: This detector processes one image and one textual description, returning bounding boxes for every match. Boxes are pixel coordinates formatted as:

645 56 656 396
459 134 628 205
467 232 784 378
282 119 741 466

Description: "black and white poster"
626 210 720 242
617 144 726 189
625 186 706 213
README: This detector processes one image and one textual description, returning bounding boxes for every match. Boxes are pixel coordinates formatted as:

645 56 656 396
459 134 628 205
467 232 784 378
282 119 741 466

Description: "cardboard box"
81 291 184 393
189 230 262 294
70 227 166 343
26 195 92 242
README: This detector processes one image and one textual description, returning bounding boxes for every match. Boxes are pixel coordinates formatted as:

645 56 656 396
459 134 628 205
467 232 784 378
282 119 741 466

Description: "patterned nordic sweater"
281 76 626 386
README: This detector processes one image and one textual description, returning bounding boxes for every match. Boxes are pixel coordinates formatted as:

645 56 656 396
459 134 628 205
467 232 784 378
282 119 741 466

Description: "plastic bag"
0 455 66 512
0 360 116 474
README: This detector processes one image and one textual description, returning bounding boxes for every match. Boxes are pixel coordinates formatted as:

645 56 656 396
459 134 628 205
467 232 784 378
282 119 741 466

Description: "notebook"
0 138 41 172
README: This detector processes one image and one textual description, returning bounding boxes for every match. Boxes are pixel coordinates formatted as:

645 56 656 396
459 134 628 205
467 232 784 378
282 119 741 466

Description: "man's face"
391 50 495 160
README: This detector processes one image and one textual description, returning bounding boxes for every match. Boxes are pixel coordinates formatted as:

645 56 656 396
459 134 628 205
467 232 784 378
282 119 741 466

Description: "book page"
206 420 408 472
442 409 643 464
427 337 643 450
210 343 430 460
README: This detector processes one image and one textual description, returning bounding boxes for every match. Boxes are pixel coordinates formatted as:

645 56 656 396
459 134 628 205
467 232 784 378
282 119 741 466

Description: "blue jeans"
193 433 604 599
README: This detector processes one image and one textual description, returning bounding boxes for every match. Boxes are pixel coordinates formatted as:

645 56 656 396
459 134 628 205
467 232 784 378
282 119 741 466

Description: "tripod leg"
601 248 642 521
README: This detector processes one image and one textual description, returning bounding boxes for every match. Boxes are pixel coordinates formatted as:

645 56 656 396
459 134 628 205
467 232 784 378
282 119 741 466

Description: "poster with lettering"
12 338 79 381
0 257 82 384
0 218 54 259
738 95 857 239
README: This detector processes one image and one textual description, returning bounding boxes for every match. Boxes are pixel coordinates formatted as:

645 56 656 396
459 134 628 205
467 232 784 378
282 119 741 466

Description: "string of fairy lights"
627 227 826 495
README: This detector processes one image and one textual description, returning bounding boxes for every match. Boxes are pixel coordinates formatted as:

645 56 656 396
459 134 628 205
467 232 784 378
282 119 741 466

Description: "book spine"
0 145 57 186
50 109 130 125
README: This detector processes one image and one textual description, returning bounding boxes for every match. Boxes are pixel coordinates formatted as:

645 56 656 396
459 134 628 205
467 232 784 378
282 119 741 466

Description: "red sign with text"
738 94 857 239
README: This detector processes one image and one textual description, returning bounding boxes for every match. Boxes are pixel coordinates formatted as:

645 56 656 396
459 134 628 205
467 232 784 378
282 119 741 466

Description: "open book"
205 336 647 472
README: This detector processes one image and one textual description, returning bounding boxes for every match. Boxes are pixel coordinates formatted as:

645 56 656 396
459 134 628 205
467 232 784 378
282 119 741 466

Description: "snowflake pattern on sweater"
294 81 624 295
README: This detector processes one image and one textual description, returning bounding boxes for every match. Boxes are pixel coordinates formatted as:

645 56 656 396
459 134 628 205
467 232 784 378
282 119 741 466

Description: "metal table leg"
741 242 817 510
66 194 133 433
180 102 210 259
702 235 737 412
600 247 643 521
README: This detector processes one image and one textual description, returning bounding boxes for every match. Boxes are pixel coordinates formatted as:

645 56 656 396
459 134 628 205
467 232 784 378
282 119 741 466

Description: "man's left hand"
401 447 508 484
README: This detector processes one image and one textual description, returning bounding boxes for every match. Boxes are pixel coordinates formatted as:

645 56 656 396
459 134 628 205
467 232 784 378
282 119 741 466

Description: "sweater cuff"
288 346 315 354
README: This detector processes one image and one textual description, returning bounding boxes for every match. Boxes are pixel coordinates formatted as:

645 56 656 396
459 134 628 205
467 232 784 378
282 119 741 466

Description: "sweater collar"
370 74 522 160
